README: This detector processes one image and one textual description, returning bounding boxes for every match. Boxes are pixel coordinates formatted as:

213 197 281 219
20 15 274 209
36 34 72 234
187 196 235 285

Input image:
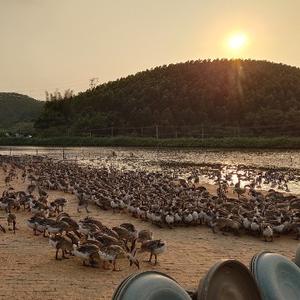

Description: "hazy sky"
1 0 299 99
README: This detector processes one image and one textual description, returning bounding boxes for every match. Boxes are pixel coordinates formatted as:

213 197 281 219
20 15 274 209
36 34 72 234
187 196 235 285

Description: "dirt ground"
0 168 299 300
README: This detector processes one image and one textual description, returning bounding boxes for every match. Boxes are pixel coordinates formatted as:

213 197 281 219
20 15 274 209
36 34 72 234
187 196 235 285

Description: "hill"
0 93 44 130
35 59 300 136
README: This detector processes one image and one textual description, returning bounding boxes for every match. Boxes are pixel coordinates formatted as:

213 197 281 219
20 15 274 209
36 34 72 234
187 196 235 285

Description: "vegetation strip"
1 136 300 148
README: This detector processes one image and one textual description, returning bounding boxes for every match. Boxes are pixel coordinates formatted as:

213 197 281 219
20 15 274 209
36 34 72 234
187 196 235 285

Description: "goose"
152 212 163 226
47 221 69 235
250 218 260 235
192 211 199 224
93 233 125 249
58 216 79 231
139 240 166 265
37 218 59 236
80 216 103 228
112 226 137 251
110 199 120 213
174 212 183 224
66 232 81 246
73 243 101 267
98 245 139 271
78 222 100 236
27 215 47 236
146 210 152 221
183 211 193 225
81 237 103 246
56 212 71 222
0 198 14 212
77 195 89 213
273 222 289 236
198 210 206 225
99 226 120 240
7 213 16 234
240 215 251 230
165 213 175 228
137 229 153 243
49 235 74 260
211 217 241 235
120 223 136 233
262 224 274 242
53 198 67 212
30 201 48 214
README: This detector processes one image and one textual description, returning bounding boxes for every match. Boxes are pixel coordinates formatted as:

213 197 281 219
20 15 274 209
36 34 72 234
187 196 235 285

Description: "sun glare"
228 33 247 50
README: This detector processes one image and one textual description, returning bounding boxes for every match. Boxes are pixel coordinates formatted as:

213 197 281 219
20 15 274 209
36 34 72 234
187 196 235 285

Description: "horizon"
1 0 299 100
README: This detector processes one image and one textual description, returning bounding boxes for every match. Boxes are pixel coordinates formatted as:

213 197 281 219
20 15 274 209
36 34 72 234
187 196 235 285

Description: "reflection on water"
0 146 299 193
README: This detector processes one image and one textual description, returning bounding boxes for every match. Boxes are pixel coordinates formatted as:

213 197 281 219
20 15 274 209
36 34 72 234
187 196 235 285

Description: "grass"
0 136 300 149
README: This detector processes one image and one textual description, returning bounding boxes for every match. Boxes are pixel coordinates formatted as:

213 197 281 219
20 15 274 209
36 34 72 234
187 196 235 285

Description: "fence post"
155 125 159 139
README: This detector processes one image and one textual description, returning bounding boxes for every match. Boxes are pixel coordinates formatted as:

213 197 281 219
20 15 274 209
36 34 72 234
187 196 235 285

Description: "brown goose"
139 239 166 265
112 226 137 251
98 245 139 271
137 229 153 243
49 235 73 260
73 243 101 267
7 213 16 234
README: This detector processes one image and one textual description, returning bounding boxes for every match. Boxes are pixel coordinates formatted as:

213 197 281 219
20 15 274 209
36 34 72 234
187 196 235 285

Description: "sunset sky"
0 0 299 99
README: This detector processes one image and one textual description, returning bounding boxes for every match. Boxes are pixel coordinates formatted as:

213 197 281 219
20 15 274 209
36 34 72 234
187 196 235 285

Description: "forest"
35 59 300 137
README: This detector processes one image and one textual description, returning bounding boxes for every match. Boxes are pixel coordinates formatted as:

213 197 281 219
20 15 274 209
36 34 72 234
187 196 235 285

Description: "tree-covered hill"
0 93 44 129
35 59 300 136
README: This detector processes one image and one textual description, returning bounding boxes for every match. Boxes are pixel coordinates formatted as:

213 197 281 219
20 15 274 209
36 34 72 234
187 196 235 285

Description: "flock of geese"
28 212 165 270
1 154 300 249
0 156 166 270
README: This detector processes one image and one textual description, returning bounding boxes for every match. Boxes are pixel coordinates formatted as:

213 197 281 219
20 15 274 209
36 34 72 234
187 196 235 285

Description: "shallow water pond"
0 146 299 194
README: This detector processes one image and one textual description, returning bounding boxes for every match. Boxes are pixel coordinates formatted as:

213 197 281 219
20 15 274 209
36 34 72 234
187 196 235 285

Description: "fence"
77 123 300 139
3 123 300 139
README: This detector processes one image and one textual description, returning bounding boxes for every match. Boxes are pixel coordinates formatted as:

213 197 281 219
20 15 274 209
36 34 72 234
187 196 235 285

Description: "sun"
228 33 247 50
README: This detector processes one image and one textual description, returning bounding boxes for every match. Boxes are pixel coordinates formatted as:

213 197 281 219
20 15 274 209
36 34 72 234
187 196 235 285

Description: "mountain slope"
35 59 300 135
0 93 44 129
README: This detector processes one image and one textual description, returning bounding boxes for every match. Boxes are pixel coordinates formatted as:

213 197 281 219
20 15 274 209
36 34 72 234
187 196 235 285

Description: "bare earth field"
0 169 298 300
